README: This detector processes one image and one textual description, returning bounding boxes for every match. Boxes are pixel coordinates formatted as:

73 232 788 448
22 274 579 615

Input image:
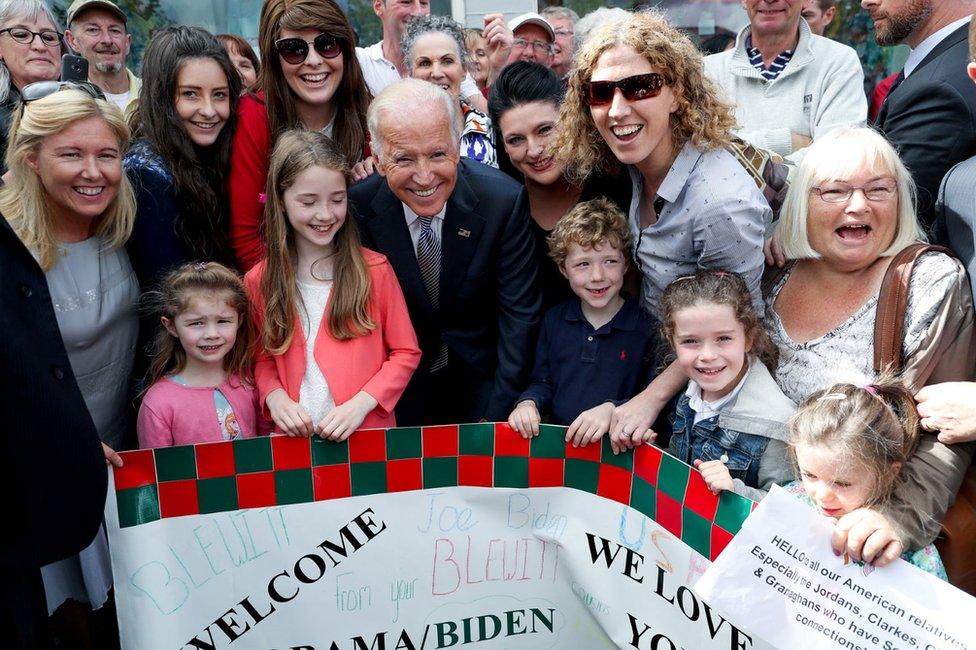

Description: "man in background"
540 6 578 78
801 0 836 36
64 0 139 113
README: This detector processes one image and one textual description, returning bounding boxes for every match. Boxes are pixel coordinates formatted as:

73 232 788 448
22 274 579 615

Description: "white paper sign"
694 485 974 650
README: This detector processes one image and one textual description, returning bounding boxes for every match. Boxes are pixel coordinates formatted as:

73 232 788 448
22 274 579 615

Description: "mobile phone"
61 53 89 83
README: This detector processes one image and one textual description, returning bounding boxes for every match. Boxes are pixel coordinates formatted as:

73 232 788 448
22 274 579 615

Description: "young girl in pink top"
244 129 420 440
138 262 270 448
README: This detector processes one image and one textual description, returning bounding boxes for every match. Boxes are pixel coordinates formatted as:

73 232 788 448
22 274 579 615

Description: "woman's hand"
102 442 123 468
266 389 313 437
764 229 787 268
316 391 378 441
694 459 733 494
567 402 614 448
915 382 976 444
507 400 540 439
351 156 376 182
609 391 660 454
830 508 904 568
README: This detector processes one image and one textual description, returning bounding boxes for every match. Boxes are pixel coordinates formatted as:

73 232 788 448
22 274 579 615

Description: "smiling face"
741 0 803 39
465 33 488 87
409 32 464 98
27 115 122 239
164 290 241 373
508 23 553 66
0 13 61 89
174 57 231 148
795 444 879 518
374 0 430 44
589 44 678 173
672 302 751 403
226 43 257 88
278 27 344 114
561 241 626 316
548 16 574 76
861 0 933 47
806 166 899 273
378 105 459 217
498 100 565 186
283 164 348 256
66 8 130 74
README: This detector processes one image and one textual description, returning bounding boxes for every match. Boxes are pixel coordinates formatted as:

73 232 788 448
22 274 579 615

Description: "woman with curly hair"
553 11 771 449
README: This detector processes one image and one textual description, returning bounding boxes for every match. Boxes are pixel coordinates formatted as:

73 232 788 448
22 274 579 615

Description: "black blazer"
876 24 976 228
0 217 107 639
350 159 542 421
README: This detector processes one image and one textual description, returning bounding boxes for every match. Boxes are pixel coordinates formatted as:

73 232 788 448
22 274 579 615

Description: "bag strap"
873 242 955 373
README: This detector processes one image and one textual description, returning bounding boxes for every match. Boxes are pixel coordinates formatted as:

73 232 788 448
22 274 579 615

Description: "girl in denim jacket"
663 270 796 501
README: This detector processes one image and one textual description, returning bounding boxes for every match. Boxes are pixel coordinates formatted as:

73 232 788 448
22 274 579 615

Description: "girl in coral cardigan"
245 130 420 439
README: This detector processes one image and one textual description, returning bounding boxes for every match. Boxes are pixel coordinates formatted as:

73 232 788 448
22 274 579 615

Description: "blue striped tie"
417 216 448 371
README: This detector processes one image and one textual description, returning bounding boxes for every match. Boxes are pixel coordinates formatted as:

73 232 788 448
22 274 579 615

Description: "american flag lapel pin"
458 228 471 238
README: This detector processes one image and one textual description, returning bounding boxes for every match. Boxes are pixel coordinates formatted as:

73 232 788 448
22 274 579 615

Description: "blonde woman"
0 84 136 622
553 11 770 451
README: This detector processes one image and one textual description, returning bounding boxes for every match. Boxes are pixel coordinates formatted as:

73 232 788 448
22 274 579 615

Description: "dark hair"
487 61 565 180
699 32 736 56
256 0 370 165
217 33 261 84
130 26 241 267
144 261 253 391
660 270 778 373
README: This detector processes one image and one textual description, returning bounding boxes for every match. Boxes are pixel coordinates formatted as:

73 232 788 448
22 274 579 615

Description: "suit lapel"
439 162 486 311
365 183 435 318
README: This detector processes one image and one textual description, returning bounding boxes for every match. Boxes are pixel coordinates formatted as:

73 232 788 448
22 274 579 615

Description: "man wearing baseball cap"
64 0 140 113
506 12 554 68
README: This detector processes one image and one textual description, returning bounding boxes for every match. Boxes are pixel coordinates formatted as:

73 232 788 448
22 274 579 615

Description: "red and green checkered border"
113 423 757 561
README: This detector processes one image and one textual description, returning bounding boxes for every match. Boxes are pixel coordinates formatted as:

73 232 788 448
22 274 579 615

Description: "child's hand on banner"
508 400 541 438
830 507 904 568
694 459 733 494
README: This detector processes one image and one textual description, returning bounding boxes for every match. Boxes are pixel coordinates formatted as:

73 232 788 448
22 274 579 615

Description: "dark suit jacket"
877 24 976 228
0 217 107 644
934 156 976 302
350 158 541 422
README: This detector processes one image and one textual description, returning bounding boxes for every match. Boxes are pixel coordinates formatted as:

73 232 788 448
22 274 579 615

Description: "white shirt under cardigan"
627 142 770 317
296 280 336 424
704 19 867 162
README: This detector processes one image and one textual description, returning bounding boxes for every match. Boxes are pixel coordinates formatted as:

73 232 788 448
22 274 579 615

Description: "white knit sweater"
704 19 867 162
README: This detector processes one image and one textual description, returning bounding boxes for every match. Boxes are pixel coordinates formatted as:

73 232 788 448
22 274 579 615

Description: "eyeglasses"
274 34 342 65
811 179 898 203
0 27 62 47
512 38 553 55
583 73 666 106
553 28 574 38
21 80 105 104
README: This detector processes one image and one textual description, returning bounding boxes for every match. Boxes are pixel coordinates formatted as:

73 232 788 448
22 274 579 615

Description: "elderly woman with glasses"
764 125 974 558
228 0 371 271
0 0 65 169
403 15 496 168
554 11 769 449
0 83 137 629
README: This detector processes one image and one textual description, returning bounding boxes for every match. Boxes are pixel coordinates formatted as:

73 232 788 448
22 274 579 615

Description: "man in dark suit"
0 217 108 648
864 0 976 228
935 17 976 303
350 78 541 426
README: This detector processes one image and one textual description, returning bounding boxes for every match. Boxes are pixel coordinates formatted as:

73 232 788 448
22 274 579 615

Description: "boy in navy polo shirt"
508 198 656 448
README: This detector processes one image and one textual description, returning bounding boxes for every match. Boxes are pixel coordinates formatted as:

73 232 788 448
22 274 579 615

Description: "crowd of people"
3 0 976 646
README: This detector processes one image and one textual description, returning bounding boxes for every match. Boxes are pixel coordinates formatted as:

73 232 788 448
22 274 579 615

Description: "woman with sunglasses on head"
0 0 64 169
0 82 136 640
125 26 241 293
554 11 770 451
229 0 370 271
403 15 496 168
489 61 630 311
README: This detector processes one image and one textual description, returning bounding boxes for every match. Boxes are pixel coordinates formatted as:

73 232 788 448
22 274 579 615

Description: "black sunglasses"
274 33 342 65
21 80 106 104
583 73 666 107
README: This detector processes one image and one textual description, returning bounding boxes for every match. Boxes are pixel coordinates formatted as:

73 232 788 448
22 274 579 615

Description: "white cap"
508 12 555 41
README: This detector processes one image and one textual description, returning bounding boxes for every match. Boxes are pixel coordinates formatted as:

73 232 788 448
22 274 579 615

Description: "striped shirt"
745 35 794 81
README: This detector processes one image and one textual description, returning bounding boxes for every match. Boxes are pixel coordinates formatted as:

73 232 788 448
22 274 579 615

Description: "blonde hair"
547 198 631 267
260 129 374 354
776 126 924 260
660 270 779 373
553 10 736 181
144 262 253 391
0 89 135 270
788 378 920 509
